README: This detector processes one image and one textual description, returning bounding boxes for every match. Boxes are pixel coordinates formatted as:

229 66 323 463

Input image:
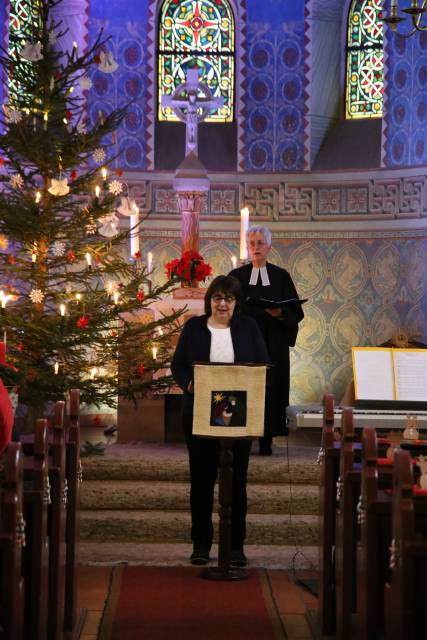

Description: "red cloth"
0 380 13 455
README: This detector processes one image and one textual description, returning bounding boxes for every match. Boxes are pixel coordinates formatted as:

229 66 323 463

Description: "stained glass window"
8 0 40 102
346 0 383 119
158 0 234 123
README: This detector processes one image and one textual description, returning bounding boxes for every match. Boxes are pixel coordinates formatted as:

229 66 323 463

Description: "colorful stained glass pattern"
8 0 39 101
158 0 234 122
346 0 384 119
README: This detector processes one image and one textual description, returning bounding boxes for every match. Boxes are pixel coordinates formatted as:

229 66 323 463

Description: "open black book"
245 296 308 309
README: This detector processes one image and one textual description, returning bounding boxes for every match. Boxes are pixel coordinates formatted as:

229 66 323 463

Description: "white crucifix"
162 69 224 157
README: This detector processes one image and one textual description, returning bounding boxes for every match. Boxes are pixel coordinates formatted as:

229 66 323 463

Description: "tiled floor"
77 565 318 639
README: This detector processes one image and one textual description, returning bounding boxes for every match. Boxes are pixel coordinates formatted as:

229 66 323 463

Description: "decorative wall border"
139 228 427 239
303 0 313 170
126 167 427 221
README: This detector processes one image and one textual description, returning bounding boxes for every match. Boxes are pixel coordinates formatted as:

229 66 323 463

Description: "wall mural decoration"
142 233 427 404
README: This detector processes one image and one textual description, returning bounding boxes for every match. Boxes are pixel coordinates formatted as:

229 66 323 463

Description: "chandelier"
383 1 427 36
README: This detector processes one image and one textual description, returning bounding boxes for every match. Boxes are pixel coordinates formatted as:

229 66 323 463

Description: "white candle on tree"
147 251 153 273
231 255 237 269
240 207 249 260
130 207 140 258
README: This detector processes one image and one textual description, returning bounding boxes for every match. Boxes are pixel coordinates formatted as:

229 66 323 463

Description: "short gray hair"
246 225 272 246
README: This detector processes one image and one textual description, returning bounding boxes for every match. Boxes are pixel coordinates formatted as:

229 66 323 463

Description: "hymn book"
352 347 427 402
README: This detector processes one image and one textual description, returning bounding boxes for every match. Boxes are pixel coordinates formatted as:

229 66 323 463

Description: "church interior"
1 0 427 638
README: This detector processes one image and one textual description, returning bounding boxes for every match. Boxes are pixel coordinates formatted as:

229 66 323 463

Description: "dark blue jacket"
171 313 270 416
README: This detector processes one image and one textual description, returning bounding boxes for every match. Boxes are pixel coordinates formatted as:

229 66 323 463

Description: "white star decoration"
4 106 22 124
108 180 123 196
79 76 92 91
29 288 44 304
93 147 106 164
52 241 66 256
10 174 24 189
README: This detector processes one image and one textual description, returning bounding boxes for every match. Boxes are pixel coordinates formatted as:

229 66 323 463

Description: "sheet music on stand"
352 347 427 410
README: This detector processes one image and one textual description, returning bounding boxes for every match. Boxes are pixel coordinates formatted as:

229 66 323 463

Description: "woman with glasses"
171 275 269 568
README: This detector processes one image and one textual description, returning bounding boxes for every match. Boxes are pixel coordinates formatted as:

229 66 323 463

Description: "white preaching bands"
249 266 270 286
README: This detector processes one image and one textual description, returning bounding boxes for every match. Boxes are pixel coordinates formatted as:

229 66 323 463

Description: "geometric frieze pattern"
140 234 427 405
127 173 427 219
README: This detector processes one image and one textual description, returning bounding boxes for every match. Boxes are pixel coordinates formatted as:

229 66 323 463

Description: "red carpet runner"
99 566 286 639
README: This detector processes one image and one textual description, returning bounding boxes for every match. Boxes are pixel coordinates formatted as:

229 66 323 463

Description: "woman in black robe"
229 225 304 455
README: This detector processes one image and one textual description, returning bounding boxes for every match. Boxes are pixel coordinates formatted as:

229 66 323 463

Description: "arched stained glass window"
158 0 235 123
346 0 383 119
8 1 39 102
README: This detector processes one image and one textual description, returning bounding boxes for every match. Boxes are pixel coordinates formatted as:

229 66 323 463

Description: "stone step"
79 541 319 571
81 480 319 515
82 450 320 485
80 510 319 546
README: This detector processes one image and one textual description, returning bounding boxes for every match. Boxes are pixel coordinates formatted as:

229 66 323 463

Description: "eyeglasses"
211 294 236 304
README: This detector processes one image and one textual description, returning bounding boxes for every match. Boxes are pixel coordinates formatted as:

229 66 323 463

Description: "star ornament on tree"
108 180 123 196
76 314 90 329
3 105 23 124
93 147 106 164
29 288 45 304
10 174 24 189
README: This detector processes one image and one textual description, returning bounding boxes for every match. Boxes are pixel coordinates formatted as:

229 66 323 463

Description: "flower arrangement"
165 250 212 285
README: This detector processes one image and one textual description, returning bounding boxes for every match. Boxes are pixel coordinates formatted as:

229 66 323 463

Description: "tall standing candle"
147 251 153 274
0 341 5 364
231 255 237 269
240 207 249 261
130 213 140 258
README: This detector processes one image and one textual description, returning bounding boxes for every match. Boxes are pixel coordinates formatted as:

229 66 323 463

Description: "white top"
249 266 270 286
208 325 234 363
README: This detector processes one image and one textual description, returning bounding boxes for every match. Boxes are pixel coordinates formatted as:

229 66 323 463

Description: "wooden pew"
335 407 359 640
47 400 67 640
22 419 49 640
0 442 25 640
63 389 83 633
384 449 427 640
317 392 338 635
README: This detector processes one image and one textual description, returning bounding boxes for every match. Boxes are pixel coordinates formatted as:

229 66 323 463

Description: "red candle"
0 341 5 364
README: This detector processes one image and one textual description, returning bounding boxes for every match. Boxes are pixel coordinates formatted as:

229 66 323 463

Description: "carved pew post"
335 407 358 640
384 450 427 640
318 392 338 635
22 418 50 640
0 443 25 640
64 388 83 632
47 400 67 640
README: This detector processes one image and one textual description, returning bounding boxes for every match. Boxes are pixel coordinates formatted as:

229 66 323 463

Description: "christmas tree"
0 0 185 417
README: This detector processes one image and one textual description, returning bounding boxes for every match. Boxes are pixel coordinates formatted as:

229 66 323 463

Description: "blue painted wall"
244 0 306 171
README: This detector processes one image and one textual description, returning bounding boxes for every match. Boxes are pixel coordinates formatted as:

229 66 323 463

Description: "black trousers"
184 415 252 550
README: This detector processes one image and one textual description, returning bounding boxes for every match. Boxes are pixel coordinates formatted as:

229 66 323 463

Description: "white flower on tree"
29 288 45 304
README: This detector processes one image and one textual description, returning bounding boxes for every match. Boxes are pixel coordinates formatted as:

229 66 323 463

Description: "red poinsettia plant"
165 250 212 285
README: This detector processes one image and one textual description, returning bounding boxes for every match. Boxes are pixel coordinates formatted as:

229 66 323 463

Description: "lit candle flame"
85 252 92 268
95 185 100 198
75 293 82 302
90 367 97 380
59 303 66 317
1 294 10 309
54 362 59 375
101 167 107 180
35 191 41 203
152 345 158 360
113 291 120 305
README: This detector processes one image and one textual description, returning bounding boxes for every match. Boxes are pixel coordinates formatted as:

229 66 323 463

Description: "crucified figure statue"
162 68 224 157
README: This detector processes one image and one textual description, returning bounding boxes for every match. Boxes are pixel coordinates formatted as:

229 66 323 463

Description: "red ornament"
0 158 4 166
67 249 76 263
136 364 145 376
110 329 118 338
134 250 141 260
17 342 24 352
93 415 102 427
70 170 77 180
76 314 90 329
115 169 123 177
137 290 144 303
7 255 16 265
65 110 73 121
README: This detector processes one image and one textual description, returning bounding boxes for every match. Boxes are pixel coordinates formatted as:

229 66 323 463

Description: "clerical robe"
229 262 304 437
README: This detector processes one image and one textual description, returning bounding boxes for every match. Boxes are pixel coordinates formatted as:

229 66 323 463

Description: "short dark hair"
204 275 243 316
